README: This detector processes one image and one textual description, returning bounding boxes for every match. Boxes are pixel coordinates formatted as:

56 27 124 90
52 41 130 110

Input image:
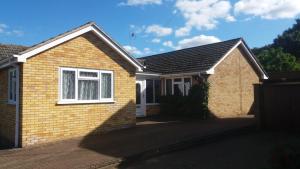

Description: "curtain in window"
62 71 75 99
79 71 98 77
174 84 183 96
101 73 112 98
184 78 191 96
78 80 99 100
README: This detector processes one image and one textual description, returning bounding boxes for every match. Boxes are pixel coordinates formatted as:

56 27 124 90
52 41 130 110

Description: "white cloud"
123 45 153 56
143 47 153 55
234 0 300 19
0 24 8 33
176 34 221 49
0 23 24 37
175 26 191 37
162 35 220 50
151 38 161 43
145 24 173 37
123 45 143 55
119 0 162 6
163 41 175 48
175 0 235 36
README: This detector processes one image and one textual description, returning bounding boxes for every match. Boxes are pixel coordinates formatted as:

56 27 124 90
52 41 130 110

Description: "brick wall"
207 46 260 118
20 32 136 146
146 105 160 116
0 68 16 146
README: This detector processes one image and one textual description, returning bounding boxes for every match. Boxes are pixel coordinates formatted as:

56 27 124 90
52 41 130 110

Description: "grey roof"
137 38 242 74
17 22 143 68
1 22 143 69
0 44 28 61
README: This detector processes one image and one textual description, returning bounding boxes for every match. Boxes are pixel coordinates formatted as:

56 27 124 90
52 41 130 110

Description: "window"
146 79 161 104
78 70 99 100
173 78 183 96
146 80 154 103
164 77 192 96
154 80 161 103
8 68 17 104
184 78 191 96
60 68 113 103
166 79 172 95
101 72 112 100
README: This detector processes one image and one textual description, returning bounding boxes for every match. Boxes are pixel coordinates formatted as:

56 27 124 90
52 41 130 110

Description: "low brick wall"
146 105 160 116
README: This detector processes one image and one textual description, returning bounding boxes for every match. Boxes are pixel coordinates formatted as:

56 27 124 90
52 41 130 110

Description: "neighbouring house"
0 22 268 148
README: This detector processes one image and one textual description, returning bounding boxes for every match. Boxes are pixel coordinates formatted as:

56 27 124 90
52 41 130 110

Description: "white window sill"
57 100 115 105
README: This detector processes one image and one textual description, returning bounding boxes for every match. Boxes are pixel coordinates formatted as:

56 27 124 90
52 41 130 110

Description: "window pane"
154 80 161 103
101 73 112 98
136 83 141 105
146 80 154 103
79 71 98 77
78 80 99 100
174 84 183 96
166 79 172 95
184 78 191 96
62 70 75 99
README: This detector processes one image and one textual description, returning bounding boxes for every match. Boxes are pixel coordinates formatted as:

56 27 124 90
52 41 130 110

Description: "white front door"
136 80 146 117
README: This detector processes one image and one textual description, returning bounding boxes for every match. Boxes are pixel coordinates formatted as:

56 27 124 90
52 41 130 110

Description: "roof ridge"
139 37 242 59
18 21 97 54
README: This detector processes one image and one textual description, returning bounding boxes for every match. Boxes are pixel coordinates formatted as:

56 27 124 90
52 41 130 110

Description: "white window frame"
100 70 114 102
58 67 114 104
8 68 17 104
164 77 192 96
145 79 161 105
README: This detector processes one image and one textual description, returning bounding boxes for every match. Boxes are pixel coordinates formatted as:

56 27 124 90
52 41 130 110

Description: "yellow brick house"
0 22 268 148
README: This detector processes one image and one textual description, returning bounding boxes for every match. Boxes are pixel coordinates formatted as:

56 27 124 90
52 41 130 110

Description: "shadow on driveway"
0 116 255 169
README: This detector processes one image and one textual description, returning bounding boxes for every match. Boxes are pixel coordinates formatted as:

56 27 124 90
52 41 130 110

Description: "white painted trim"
145 79 161 104
205 40 268 79
240 42 268 79
90 27 143 72
136 72 161 76
14 65 20 148
100 70 114 102
57 100 115 105
59 67 115 104
136 80 146 117
13 25 143 71
164 76 192 96
206 41 242 75
161 72 201 77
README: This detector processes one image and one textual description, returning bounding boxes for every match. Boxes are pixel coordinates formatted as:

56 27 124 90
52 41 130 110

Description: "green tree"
273 19 300 59
257 48 300 72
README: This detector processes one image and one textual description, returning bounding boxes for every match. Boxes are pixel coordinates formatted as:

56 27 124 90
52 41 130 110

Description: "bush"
160 82 209 119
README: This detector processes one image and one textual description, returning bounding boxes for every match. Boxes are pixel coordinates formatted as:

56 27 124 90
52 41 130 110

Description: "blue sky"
0 0 299 57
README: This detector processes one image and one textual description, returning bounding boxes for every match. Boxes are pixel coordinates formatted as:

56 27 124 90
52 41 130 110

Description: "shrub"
160 81 209 119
